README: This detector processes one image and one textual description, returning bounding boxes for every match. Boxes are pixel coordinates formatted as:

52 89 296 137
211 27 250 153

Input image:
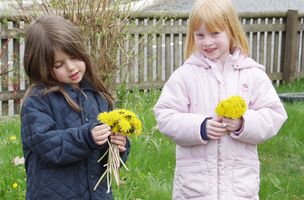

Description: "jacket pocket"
232 159 260 197
176 160 210 198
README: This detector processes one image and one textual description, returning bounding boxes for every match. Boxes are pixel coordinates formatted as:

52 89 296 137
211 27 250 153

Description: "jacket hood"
184 48 265 71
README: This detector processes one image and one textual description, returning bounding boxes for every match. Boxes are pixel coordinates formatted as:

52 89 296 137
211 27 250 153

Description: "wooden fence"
1 10 304 116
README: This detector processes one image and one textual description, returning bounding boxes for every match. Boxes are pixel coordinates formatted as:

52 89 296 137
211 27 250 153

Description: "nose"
66 60 76 71
202 36 213 46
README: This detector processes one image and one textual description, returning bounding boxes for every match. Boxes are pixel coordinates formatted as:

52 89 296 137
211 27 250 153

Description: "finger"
110 138 122 145
100 125 111 132
96 131 111 141
95 124 110 132
209 120 228 129
223 118 240 125
226 125 239 132
117 145 126 152
221 123 228 128
111 136 127 145
206 129 226 138
213 117 223 122
207 132 221 140
207 125 227 134
96 140 108 145
105 130 112 138
111 135 126 141
95 135 109 145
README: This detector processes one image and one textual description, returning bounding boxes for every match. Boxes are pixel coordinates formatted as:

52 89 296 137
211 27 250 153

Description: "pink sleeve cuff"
233 118 244 136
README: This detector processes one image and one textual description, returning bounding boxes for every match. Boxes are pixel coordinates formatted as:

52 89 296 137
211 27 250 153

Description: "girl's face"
194 23 230 65
52 50 86 87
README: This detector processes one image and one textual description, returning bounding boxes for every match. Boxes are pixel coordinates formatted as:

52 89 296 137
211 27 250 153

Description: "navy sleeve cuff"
200 118 210 140
120 137 131 163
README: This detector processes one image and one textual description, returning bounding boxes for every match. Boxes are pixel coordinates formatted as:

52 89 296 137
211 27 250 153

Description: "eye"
195 33 204 37
53 62 63 69
212 32 220 36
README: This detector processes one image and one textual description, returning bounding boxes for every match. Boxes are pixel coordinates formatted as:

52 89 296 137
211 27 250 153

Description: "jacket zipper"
217 67 225 200
217 139 221 200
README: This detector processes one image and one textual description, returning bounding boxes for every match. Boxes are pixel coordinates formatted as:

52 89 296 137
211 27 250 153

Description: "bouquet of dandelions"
215 95 247 119
94 109 142 192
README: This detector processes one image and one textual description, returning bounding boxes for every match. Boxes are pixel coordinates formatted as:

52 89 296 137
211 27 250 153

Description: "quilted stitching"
21 83 129 199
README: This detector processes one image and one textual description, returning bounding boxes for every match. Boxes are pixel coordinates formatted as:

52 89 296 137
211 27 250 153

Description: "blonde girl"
154 0 287 199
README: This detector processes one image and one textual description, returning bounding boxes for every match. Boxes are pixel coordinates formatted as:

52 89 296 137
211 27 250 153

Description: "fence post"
283 10 298 83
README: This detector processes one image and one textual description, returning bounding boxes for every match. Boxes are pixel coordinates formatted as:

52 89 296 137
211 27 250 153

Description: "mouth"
205 48 216 53
69 72 80 80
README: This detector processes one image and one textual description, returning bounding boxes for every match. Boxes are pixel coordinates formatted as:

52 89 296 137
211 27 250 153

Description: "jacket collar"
184 47 265 71
63 79 97 93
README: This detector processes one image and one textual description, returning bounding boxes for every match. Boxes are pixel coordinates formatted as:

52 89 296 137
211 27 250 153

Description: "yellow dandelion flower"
97 112 110 124
97 109 142 136
111 125 120 133
109 112 120 122
98 112 118 127
94 109 142 192
215 95 247 119
131 118 142 136
118 118 132 134
123 110 136 118
12 182 18 189
9 135 17 141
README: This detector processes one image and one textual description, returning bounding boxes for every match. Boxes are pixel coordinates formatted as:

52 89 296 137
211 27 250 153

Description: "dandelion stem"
97 149 109 162
93 168 108 191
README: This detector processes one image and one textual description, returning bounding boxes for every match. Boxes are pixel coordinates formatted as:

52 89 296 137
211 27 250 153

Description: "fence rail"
1 10 304 116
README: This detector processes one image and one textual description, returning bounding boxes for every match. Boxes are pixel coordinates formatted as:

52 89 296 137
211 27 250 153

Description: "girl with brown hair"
21 14 130 200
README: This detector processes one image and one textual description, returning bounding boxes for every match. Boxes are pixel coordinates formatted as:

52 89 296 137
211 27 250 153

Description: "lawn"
0 84 303 199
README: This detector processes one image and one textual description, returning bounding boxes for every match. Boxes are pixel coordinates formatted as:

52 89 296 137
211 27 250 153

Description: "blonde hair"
184 0 248 59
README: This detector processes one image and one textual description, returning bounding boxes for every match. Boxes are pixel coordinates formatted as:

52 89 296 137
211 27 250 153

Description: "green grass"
1 84 304 199
112 88 175 199
275 79 304 93
259 102 304 200
0 117 26 199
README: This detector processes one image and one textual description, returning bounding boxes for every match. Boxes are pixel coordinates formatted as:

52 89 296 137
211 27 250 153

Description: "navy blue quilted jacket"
20 81 130 200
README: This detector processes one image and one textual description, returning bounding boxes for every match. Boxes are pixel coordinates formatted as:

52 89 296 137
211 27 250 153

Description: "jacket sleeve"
120 137 131 164
153 69 208 147
21 94 103 166
230 69 288 144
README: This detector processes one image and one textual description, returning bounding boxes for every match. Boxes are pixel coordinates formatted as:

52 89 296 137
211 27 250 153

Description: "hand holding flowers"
206 96 247 139
91 124 112 146
205 118 229 140
93 109 142 192
110 133 127 152
221 117 243 132
215 95 246 132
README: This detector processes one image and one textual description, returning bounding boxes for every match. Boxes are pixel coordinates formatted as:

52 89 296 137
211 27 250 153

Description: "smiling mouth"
70 72 80 80
205 48 216 53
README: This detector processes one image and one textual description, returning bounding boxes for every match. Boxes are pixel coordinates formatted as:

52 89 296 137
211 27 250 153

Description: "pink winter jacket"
153 49 288 200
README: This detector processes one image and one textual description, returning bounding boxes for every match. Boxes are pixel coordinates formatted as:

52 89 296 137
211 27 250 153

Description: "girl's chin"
204 55 218 60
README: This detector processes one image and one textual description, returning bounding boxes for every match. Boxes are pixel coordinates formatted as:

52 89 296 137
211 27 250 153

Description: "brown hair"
23 14 114 110
185 0 249 59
